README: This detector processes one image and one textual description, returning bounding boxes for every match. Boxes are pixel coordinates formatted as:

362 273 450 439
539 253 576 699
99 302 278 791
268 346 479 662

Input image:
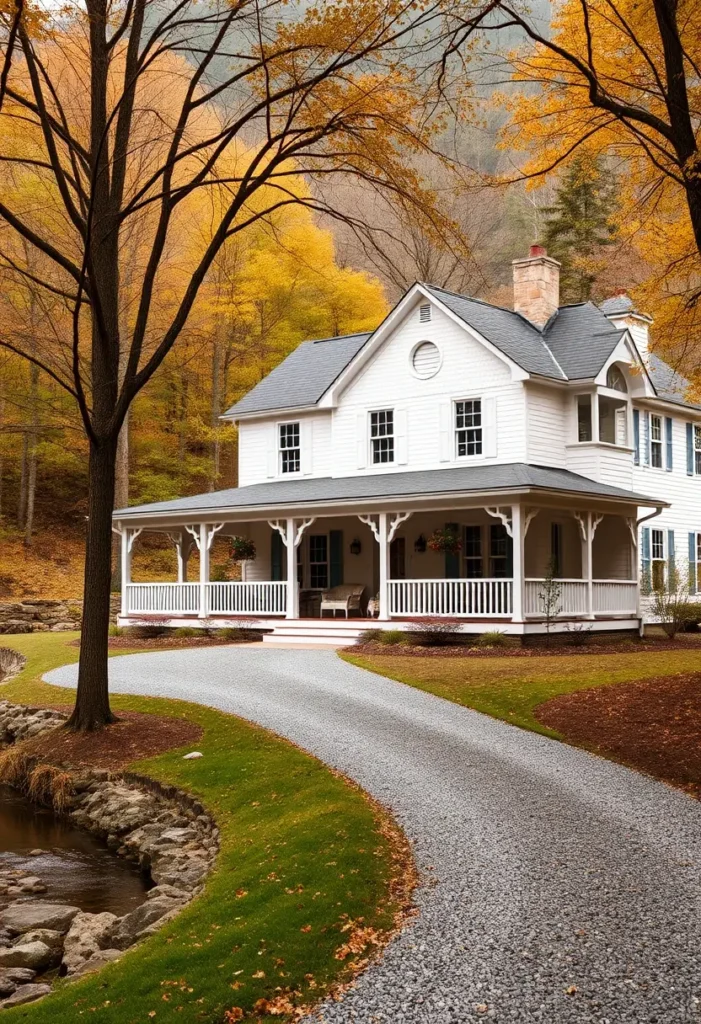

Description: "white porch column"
378 512 390 621
285 518 299 619
511 503 524 621
177 534 190 583
584 512 594 620
198 523 210 619
120 526 130 617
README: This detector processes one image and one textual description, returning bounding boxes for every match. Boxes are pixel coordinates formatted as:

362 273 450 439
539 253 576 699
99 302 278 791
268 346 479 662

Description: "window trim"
454 397 483 460
410 339 442 380
306 532 330 590
694 424 701 476
278 420 301 476
369 408 395 466
650 527 666 589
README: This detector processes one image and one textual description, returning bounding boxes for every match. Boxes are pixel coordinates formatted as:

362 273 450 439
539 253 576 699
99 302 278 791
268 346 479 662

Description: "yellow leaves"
224 1009 244 1022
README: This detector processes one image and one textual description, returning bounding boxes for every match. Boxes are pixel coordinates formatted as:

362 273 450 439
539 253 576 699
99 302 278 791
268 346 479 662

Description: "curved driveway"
46 648 701 1023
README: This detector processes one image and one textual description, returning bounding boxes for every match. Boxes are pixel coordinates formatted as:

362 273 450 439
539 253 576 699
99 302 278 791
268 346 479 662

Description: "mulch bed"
349 637 701 658
16 709 202 770
535 673 701 800
68 635 261 650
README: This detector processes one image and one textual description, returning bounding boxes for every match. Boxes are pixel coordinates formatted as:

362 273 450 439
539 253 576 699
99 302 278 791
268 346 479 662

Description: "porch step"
263 618 373 646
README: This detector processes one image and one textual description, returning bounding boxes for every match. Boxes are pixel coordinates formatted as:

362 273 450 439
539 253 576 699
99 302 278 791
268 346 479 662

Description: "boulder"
0 982 52 1008
15 930 63 952
0 968 35 985
0 942 52 971
109 898 184 950
0 903 79 935
71 948 122 978
62 912 117 975
145 885 190 902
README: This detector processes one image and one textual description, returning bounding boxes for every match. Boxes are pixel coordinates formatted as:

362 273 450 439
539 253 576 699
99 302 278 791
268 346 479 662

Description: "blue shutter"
633 409 640 465
445 522 460 579
271 530 284 581
665 417 673 471
667 529 675 584
687 422 695 476
689 532 697 594
643 412 650 466
641 527 651 594
329 530 344 588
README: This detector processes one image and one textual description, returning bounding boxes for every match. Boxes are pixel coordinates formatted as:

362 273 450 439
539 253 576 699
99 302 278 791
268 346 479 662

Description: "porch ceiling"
113 463 668 527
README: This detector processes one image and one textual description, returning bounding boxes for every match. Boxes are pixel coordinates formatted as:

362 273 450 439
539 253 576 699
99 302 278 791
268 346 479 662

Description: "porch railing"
124 581 287 617
525 579 637 617
389 578 513 618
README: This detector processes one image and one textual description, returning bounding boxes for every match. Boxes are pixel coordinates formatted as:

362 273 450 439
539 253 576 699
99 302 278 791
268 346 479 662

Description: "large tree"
0 0 471 729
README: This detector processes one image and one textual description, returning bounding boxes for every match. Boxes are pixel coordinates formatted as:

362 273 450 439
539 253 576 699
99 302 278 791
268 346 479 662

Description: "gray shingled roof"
424 285 566 379
543 302 625 380
223 332 371 418
647 352 701 410
115 463 666 520
600 294 634 315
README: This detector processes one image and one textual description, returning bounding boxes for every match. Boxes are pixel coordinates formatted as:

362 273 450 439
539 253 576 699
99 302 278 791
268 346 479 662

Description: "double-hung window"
651 528 666 589
370 410 394 464
650 414 664 468
695 425 701 475
308 534 329 589
279 422 300 474
463 525 483 578
489 524 510 578
455 399 482 457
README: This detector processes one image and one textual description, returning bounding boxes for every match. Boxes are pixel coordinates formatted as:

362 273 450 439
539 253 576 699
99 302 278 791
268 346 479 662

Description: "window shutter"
439 401 451 462
665 417 673 471
667 529 675 583
643 411 650 466
687 422 694 476
266 423 277 478
483 396 497 458
356 413 367 469
301 420 313 475
395 408 408 465
329 530 344 587
633 409 640 465
271 530 284 581
445 522 460 579
640 527 651 593
689 532 698 594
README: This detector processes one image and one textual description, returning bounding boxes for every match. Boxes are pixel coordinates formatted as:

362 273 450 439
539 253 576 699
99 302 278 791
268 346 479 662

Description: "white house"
114 245 701 644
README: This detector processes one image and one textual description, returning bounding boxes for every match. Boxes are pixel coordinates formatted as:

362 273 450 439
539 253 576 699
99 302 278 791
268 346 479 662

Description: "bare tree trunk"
17 428 27 528
209 315 224 492
67 437 118 730
24 363 39 547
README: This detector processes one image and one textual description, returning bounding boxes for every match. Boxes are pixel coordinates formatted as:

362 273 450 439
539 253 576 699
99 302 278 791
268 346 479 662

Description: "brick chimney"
512 244 561 327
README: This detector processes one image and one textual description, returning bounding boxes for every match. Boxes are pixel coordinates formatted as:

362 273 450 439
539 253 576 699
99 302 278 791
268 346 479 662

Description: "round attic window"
411 341 441 379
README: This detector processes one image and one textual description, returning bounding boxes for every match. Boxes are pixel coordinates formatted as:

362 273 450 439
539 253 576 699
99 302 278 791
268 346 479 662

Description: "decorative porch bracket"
358 511 412 620
523 508 539 536
293 518 316 549
267 518 316 619
625 518 638 549
167 531 197 584
485 506 513 538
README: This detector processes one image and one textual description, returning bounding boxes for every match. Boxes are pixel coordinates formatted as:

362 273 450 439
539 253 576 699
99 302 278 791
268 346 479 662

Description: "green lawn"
343 646 701 738
1 634 405 1023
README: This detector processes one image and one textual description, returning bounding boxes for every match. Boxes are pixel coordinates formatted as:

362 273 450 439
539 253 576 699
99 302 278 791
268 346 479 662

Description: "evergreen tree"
543 156 619 303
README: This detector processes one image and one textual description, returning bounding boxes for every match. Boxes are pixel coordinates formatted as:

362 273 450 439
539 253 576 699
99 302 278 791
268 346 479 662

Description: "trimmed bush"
358 628 385 645
476 630 508 648
173 626 200 637
406 616 464 647
376 629 407 646
108 624 124 637
217 626 261 643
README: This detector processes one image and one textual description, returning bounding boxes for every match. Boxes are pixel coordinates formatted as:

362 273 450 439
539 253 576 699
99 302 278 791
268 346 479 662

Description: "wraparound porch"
115 499 646 634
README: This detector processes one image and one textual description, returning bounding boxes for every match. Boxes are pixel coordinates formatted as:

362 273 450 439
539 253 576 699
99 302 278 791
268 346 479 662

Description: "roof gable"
543 302 626 380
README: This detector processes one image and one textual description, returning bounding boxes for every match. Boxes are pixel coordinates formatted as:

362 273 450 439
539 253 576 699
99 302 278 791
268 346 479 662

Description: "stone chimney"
512 244 561 327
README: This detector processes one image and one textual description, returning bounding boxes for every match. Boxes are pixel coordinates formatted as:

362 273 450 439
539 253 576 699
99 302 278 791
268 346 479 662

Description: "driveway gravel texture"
46 648 701 1024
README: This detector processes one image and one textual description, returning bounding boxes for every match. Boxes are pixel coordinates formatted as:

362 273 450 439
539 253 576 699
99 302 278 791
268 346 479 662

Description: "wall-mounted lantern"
350 537 362 556
414 534 427 554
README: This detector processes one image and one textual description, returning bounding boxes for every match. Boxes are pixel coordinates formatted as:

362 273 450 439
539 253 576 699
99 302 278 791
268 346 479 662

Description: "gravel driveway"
46 647 701 1023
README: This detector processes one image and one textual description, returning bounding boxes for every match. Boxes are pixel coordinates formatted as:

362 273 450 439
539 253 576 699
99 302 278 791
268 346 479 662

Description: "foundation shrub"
358 628 385 645
476 630 508 648
376 629 407 646
173 626 200 637
406 616 464 647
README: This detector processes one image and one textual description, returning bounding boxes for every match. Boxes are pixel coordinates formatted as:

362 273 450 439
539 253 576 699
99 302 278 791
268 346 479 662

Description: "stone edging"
0 700 219 1009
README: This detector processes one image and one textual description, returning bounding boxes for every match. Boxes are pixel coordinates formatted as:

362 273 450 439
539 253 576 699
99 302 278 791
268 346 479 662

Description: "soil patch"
535 672 701 799
13 710 202 770
67 635 260 651
350 636 701 658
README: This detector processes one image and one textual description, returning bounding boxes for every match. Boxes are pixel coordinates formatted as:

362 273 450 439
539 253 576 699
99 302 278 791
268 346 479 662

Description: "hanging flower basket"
229 536 256 562
427 527 462 555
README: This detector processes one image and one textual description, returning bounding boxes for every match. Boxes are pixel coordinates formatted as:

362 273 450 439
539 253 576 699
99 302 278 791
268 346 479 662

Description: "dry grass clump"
0 745 74 811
